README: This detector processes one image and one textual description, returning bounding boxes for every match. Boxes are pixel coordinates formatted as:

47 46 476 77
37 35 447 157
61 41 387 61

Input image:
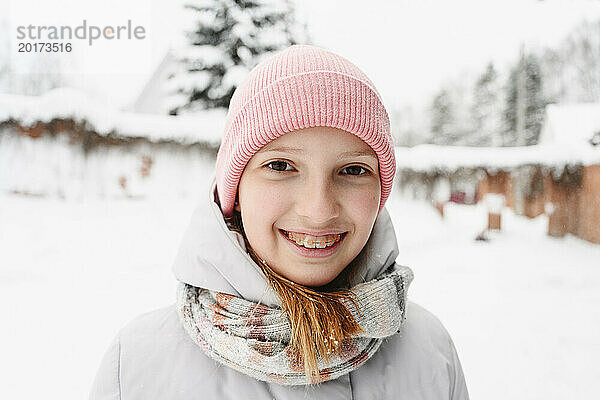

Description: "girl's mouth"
278 229 347 258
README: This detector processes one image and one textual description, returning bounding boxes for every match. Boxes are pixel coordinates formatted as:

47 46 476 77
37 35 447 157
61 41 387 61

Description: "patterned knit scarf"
176 263 413 386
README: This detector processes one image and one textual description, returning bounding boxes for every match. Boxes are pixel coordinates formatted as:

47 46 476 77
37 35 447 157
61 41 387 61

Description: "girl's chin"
288 277 335 288
272 262 343 287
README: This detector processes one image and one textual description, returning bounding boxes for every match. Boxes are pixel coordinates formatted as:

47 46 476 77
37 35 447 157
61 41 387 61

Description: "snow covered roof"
538 103 600 145
396 102 600 174
0 87 226 145
395 142 600 173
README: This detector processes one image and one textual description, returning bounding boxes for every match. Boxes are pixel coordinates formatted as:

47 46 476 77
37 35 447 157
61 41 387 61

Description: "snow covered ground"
1 178 599 399
386 195 600 399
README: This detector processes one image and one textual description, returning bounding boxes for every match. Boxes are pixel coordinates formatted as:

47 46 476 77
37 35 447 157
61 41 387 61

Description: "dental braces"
285 231 342 249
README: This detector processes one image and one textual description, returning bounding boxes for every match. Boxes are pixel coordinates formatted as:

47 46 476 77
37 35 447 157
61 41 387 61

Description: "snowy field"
1 181 599 399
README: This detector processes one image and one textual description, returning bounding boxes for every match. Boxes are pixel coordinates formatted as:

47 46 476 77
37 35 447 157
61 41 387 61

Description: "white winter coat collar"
171 171 400 308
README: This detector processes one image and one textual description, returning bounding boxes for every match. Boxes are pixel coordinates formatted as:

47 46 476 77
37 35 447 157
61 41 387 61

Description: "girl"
90 44 469 399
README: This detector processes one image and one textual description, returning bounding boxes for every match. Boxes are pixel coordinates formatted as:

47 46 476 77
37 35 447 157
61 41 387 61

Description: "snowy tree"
428 76 474 146
429 89 454 144
0 14 64 95
539 47 565 104
470 62 504 146
12 55 65 96
390 105 428 147
427 88 471 145
563 20 600 102
541 19 600 103
168 0 306 115
503 49 546 146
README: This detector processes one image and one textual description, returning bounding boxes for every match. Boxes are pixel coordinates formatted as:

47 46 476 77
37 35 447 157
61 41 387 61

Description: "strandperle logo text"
16 19 146 46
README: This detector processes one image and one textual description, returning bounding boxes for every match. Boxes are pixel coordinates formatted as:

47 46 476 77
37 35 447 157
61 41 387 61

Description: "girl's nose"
294 176 340 224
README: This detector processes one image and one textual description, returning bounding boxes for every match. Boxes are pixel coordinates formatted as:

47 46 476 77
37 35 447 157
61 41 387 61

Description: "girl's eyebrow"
262 146 303 154
263 146 377 159
338 150 378 160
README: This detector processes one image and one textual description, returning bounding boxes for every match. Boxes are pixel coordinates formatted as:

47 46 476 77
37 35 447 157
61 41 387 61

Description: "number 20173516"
18 42 72 52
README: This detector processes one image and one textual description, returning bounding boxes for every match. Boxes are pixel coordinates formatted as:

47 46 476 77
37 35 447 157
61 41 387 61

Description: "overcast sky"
3 0 600 111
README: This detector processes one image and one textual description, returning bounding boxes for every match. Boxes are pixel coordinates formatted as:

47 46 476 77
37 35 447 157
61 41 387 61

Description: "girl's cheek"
344 183 380 213
244 179 290 217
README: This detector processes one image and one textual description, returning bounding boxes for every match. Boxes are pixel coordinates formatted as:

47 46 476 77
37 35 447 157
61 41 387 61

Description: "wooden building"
0 88 226 199
395 103 600 244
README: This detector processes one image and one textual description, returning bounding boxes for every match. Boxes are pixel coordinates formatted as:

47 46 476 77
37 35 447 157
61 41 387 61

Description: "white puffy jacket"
89 176 470 400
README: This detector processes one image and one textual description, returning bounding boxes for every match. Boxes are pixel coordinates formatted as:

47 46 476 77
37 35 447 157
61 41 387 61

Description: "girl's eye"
265 161 369 175
266 160 294 172
341 165 369 176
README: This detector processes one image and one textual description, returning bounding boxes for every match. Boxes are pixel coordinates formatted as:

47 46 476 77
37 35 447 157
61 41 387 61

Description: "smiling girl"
90 44 469 399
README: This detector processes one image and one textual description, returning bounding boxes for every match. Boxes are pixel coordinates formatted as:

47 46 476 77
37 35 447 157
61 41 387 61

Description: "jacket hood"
171 171 400 308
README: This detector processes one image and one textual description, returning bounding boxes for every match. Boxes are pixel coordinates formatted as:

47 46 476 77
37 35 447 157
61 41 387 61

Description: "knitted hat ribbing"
215 44 395 218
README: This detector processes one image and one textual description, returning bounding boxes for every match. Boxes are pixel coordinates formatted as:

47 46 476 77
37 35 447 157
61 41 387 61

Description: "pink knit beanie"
215 44 395 218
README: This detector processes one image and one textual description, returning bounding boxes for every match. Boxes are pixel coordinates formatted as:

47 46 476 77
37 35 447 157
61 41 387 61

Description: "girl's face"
235 127 381 287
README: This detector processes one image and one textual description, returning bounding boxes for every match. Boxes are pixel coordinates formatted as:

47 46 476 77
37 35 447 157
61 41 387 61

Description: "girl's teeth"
285 231 342 249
